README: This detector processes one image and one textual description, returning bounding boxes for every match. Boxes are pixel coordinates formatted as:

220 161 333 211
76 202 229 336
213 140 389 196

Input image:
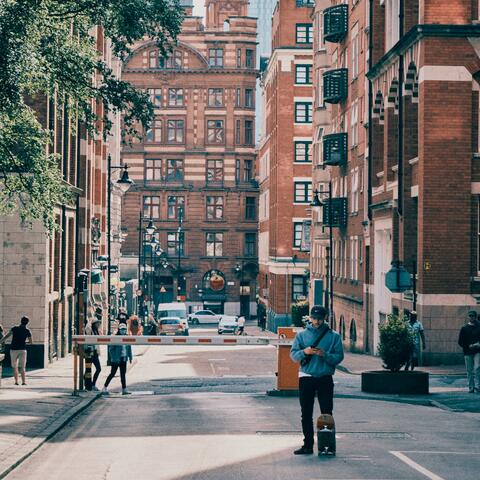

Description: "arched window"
350 319 357 342
149 50 158 68
339 315 346 340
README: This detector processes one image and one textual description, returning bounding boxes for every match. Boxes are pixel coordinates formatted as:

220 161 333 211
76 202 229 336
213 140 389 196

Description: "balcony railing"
323 198 348 228
296 0 315 6
323 68 348 104
324 4 348 43
323 133 348 166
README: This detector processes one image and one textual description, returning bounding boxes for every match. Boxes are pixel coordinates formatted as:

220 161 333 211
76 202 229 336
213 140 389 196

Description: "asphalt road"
5 326 480 480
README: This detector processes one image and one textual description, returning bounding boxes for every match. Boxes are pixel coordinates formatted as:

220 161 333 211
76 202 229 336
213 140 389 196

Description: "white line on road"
390 451 445 480
396 451 480 455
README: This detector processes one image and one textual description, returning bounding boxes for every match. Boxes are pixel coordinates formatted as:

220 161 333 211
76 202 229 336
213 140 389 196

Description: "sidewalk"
0 346 147 479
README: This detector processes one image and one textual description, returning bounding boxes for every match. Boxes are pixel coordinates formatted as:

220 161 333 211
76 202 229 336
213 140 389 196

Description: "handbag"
300 325 330 367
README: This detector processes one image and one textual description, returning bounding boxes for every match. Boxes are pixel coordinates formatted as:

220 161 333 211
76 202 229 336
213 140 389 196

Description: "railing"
324 4 349 43
323 68 348 104
323 133 348 166
323 197 348 228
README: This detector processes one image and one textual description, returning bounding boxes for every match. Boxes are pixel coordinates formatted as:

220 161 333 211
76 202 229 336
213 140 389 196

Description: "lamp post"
310 180 334 322
138 216 157 323
234 261 244 316
107 154 133 334
176 206 184 300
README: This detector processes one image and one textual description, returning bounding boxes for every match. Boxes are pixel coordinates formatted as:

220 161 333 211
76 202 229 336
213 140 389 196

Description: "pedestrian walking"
458 310 480 393
290 306 344 455
102 323 133 395
404 311 426 371
146 314 158 336
0 316 32 385
85 318 102 391
117 308 128 326
127 314 143 336
237 315 246 335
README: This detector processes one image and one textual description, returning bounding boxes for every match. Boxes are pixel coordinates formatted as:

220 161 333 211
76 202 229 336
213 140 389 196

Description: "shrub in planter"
291 300 309 328
378 314 414 372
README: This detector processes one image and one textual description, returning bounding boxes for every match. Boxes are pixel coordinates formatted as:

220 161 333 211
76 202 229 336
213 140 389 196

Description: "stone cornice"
122 68 258 76
368 24 480 80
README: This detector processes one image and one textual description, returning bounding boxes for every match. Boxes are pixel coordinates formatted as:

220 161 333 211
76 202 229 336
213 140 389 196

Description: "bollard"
84 350 92 391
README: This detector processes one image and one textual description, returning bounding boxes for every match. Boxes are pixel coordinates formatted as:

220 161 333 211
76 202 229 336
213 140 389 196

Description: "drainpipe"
367 0 373 221
397 0 404 217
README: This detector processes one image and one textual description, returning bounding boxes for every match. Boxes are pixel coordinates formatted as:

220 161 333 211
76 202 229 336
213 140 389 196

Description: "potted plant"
291 300 309 328
361 314 429 394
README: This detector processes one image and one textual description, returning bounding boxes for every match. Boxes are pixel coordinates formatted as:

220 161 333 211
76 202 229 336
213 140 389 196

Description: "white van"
157 303 188 334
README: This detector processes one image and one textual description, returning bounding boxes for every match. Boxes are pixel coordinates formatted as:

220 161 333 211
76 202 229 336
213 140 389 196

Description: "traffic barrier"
72 334 272 394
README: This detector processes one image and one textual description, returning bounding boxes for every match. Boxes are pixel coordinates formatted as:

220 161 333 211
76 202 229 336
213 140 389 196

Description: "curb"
0 393 101 480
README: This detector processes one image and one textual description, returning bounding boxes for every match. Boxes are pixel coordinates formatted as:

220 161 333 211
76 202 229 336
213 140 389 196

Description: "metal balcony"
323 133 348 166
323 68 348 104
296 0 315 6
323 198 348 228
323 4 348 43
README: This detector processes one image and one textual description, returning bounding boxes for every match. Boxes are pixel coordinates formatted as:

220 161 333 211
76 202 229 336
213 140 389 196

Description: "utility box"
277 327 302 391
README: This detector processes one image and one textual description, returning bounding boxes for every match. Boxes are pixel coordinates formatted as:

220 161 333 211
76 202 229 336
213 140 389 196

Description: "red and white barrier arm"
72 335 271 346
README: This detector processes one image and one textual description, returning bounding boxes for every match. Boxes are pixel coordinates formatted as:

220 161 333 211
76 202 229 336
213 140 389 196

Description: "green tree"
378 314 414 372
0 0 183 231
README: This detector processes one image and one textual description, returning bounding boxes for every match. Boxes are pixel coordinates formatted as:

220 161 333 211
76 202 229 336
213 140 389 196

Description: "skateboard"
317 414 336 456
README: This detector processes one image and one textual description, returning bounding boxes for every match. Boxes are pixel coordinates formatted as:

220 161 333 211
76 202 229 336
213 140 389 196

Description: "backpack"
132 319 139 327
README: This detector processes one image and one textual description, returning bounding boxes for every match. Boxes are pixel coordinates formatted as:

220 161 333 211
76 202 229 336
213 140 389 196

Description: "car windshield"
159 310 185 318
160 319 180 325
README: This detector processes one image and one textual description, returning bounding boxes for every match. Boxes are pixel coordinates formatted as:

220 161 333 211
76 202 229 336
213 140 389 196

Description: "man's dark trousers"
299 375 334 448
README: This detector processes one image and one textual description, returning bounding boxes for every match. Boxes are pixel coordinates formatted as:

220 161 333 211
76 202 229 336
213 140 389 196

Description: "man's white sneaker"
102 387 109 395
122 389 131 395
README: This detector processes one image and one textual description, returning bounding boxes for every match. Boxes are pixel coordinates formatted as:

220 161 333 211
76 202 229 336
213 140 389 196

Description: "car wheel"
217 330 222 335
191 318 199 326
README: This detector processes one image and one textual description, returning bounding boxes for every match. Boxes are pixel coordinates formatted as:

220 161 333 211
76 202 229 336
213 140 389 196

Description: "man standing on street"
405 311 426 371
458 310 480 393
0 316 32 385
290 306 344 455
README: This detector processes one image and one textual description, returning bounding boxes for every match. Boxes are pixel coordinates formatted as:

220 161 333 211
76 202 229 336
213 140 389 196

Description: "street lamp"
176 206 184 300
107 154 133 334
310 180 334 322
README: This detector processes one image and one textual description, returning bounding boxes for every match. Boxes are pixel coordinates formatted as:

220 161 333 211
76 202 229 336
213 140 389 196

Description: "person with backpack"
290 306 344 455
102 323 133 395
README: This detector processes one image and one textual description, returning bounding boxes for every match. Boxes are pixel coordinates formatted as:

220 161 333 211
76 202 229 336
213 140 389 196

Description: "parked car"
188 309 221 325
217 315 238 335
158 317 188 336
157 302 189 335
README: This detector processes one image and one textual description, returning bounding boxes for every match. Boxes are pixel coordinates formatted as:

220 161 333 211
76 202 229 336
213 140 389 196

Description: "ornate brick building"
120 1 259 317
312 0 480 363
257 0 314 330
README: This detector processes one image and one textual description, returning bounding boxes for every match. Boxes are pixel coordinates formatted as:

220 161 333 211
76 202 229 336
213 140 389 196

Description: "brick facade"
120 1 259 317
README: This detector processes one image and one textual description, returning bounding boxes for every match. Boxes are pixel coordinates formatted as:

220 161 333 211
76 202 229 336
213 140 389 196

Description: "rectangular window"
296 24 313 44
351 99 358 147
206 232 223 257
295 102 312 123
244 232 256 256
235 119 241 144
245 49 254 68
293 223 303 248
294 141 312 163
243 159 253 182
168 88 184 106
207 119 224 143
208 48 224 67
235 159 241 183
145 158 162 181
245 197 256 220
206 196 224 220
143 196 160 219
292 275 308 301
147 88 162 107
244 119 253 145
294 182 312 203
166 159 184 181
295 65 312 84
167 231 184 257
245 89 254 108
351 167 359 213
236 48 242 68
351 26 359 78
145 118 162 143
208 88 223 107
316 12 324 51
236 88 241 107
206 159 223 183
167 120 184 143
167 196 185 219
351 236 359 281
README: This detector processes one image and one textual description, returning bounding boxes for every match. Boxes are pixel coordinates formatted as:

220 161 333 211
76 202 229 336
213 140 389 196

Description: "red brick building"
311 1 480 363
120 1 259 317
258 0 314 330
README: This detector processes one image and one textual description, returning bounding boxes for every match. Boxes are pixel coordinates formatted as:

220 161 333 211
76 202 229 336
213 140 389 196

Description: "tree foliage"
378 314 414 372
0 0 183 230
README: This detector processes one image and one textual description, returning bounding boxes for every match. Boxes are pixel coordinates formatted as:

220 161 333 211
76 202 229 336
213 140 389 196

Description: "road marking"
398 451 480 455
390 451 445 480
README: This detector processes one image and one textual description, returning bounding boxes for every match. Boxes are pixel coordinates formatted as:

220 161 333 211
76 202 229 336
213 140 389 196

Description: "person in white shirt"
237 315 246 335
